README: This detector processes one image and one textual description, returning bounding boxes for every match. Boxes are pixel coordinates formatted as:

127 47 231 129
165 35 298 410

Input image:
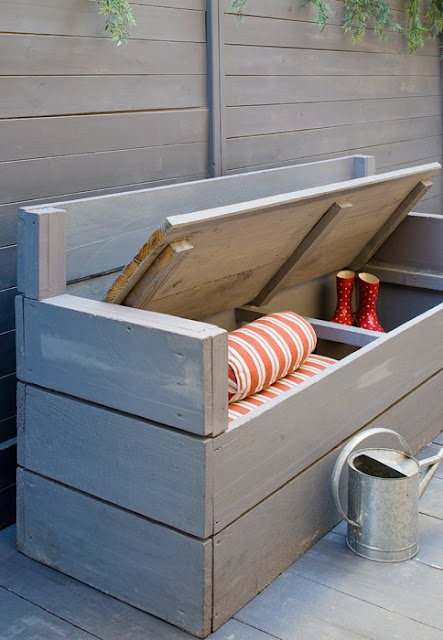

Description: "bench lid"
105 163 439 320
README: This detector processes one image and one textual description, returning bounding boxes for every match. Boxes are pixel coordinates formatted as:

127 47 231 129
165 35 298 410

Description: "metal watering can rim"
332 427 443 528
348 448 419 479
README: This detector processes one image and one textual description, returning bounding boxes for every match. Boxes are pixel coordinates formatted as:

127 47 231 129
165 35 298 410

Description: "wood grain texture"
212 403 441 631
113 165 439 319
17 470 213 638
2 0 206 41
212 306 443 532
29 155 357 284
17 207 66 300
371 212 443 273
18 384 212 537
19 295 227 435
0 34 206 76
1 110 208 163
0 76 207 119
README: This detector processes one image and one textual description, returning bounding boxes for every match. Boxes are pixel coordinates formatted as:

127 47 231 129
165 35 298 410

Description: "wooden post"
17 207 66 300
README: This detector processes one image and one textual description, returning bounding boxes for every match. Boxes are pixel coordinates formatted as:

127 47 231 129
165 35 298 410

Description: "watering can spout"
418 447 443 498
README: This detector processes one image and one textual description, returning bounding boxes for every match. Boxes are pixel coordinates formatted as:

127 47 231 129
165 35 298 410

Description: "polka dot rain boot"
355 272 385 332
330 270 355 326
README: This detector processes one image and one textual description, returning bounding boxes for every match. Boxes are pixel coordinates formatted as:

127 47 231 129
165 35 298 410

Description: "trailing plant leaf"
96 0 136 45
342 0 399 42
404 0 427 50
301 0 333 31
425 0 443 36
230 0 248 23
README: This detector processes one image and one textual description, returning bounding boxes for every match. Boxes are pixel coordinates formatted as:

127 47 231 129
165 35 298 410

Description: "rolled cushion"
228 354 337 423
228 311 317 403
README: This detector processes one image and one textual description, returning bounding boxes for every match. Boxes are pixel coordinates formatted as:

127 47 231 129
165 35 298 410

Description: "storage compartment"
15 156 443 637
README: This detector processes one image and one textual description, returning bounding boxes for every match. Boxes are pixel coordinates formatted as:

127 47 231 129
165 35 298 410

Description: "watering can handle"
331 427 413 527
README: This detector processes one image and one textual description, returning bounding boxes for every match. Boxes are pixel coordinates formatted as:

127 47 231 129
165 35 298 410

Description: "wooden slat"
0 35 206 76
225 75 439 107
226 116 441 171
0 417 16 444
0 110 208 163
0 142 208 205
0 76 207 119
371 212 443 273
0 439 16 492
252 200 353 306
0 484 15 530
17 207 66 300
224 13 438 55
18 295 227 436
17 470 213 638
212 395 442 631
112 165 439 318
227 97 441 138
18 383 212 537
350 179 434 270
28 156 358 283
212 307 443 532
2 1 206 42
225 45 440 77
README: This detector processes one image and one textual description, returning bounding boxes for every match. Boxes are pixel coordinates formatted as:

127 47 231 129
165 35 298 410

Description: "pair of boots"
330 270 384 333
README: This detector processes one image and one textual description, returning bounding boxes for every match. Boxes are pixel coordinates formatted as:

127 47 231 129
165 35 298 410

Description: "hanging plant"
95 0 136 45
229 0 443 52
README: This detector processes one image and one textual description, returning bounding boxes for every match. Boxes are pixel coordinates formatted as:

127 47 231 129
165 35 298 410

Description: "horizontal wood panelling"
3 1 205 42
224 13 437 55
0 35 206 75
226 75 439 107
0 331 15 378
227 97 441 138
0 247 17 289
415 195 443 214
0 142 208 205
1 109 208 162
0 173 209 248
227 116 441 170
0 288 16 333
0 375 16 423
225 45 441 77
0 76 207 119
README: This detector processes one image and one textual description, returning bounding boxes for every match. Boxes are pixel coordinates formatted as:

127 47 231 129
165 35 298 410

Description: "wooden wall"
221 0 443 212
0 0 207 529
0 0 442 528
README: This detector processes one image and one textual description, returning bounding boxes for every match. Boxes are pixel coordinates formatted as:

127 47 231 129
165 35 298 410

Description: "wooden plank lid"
106 163 440 320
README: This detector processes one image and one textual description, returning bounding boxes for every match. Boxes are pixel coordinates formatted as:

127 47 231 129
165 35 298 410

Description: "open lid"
106 163 439 320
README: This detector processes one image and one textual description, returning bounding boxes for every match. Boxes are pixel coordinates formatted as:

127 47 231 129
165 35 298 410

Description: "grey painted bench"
15 155 443 637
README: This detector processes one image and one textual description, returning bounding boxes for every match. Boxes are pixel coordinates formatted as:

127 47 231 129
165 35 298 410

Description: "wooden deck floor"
1 432 442 640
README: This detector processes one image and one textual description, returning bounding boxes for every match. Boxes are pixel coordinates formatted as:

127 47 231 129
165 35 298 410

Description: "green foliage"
229 0 443 52
96 0 136 45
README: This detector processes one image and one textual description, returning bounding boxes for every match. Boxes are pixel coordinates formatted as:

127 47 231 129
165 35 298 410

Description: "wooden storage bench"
15 156 443 637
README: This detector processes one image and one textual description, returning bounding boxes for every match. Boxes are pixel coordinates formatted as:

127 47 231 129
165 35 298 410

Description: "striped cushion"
228 312 317 403
228 354 337 423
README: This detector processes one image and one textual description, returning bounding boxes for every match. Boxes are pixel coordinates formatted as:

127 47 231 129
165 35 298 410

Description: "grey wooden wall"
217 0 443 212
0 0 442 529
0 0 207 529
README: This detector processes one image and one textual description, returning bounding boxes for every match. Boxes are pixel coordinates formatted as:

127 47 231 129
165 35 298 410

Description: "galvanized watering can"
332 427 443 562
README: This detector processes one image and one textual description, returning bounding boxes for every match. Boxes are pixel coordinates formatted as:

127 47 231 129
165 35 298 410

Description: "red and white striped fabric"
228 312 317 403
228 354 337 423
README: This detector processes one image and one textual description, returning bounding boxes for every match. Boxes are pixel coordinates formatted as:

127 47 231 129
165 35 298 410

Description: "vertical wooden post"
206 0 226 177
353 155 376 178
17 206 66 300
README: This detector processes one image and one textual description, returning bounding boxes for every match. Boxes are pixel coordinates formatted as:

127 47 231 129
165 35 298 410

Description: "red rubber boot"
330 270 355 326
356 272 385 332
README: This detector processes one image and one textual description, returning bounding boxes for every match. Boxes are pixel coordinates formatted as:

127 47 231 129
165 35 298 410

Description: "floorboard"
0 432 441 640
